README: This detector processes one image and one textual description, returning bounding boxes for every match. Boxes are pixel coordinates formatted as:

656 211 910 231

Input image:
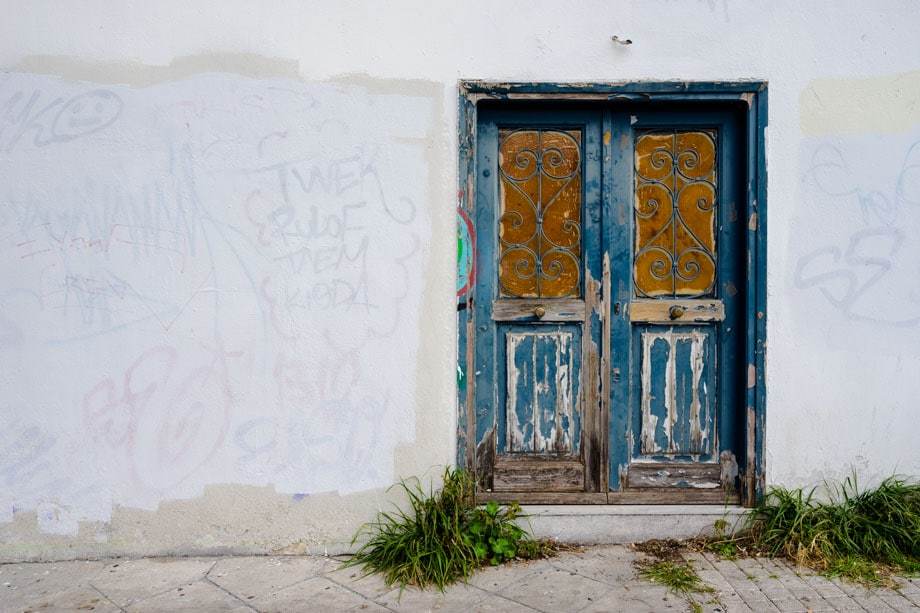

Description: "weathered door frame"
456 81 768 507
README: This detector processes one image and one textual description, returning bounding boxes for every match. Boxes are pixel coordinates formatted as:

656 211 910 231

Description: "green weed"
823 554 893 588
344 467 554 591
700 474 920 587
464 500 528 565
750 476 919 574
637 560 714 595
701 514 744 559
707 541 738 559
634 540 718 611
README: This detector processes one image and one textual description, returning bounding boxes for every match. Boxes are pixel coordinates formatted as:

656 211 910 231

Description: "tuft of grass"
823 554 895 588
635 540 718 611
637 560 714 595
344 467 555 591
698 474 920 587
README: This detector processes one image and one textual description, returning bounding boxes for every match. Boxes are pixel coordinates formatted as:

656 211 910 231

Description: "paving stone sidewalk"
3 545 919 612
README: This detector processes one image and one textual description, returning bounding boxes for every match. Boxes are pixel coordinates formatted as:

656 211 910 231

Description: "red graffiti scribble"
82 344 234 491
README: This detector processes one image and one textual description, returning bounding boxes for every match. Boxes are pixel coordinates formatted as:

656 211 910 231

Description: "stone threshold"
520 504 748 544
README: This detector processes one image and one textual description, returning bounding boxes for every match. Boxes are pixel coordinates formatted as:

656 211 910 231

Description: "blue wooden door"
472 104 744 502
608 109 744 501
474 106 605 495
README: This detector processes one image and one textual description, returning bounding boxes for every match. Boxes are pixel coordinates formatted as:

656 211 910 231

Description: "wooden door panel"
503 327 581 455
629 125 724 477
634 325 715 457
615 111 744 500
473 106 603 495
493 457 584 492
627 462 721 489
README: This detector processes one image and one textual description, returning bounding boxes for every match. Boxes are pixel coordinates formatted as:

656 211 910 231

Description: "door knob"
668 305 685 320
533 305 546 319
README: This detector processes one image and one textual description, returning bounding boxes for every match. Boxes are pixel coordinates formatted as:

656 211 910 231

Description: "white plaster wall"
1 0 918 559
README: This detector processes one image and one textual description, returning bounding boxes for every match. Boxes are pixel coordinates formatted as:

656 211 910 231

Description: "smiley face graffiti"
51 89 123 141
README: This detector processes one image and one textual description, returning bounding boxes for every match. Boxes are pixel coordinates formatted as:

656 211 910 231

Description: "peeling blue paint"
457 82 768 504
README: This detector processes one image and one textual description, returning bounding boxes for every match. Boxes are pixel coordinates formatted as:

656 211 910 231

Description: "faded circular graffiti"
457 207 475 297
51 89 123 141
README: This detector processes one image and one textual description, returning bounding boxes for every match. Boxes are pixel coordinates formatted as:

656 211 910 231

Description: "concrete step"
519 504 748 544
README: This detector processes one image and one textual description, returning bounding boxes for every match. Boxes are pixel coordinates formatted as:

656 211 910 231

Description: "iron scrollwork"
634 131 718 298
498 129 582 298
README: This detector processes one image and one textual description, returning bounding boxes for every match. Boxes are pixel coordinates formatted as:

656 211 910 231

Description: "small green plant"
707 540 737 558
345 467 554 591
706 517 739 559
463 500 525 565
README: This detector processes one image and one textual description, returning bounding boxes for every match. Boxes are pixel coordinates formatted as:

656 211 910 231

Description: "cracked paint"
640 329 710 455
506 331 575 454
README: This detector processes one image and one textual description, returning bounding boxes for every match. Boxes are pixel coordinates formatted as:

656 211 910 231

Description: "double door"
471 103 744 503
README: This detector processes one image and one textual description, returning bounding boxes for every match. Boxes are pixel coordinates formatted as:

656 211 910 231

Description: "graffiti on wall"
0 72 434 533
456 206 475 299
793 135 920 332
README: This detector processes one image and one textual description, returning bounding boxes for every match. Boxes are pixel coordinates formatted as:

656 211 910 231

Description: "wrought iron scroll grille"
498 129 583 298
634 130 718 298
